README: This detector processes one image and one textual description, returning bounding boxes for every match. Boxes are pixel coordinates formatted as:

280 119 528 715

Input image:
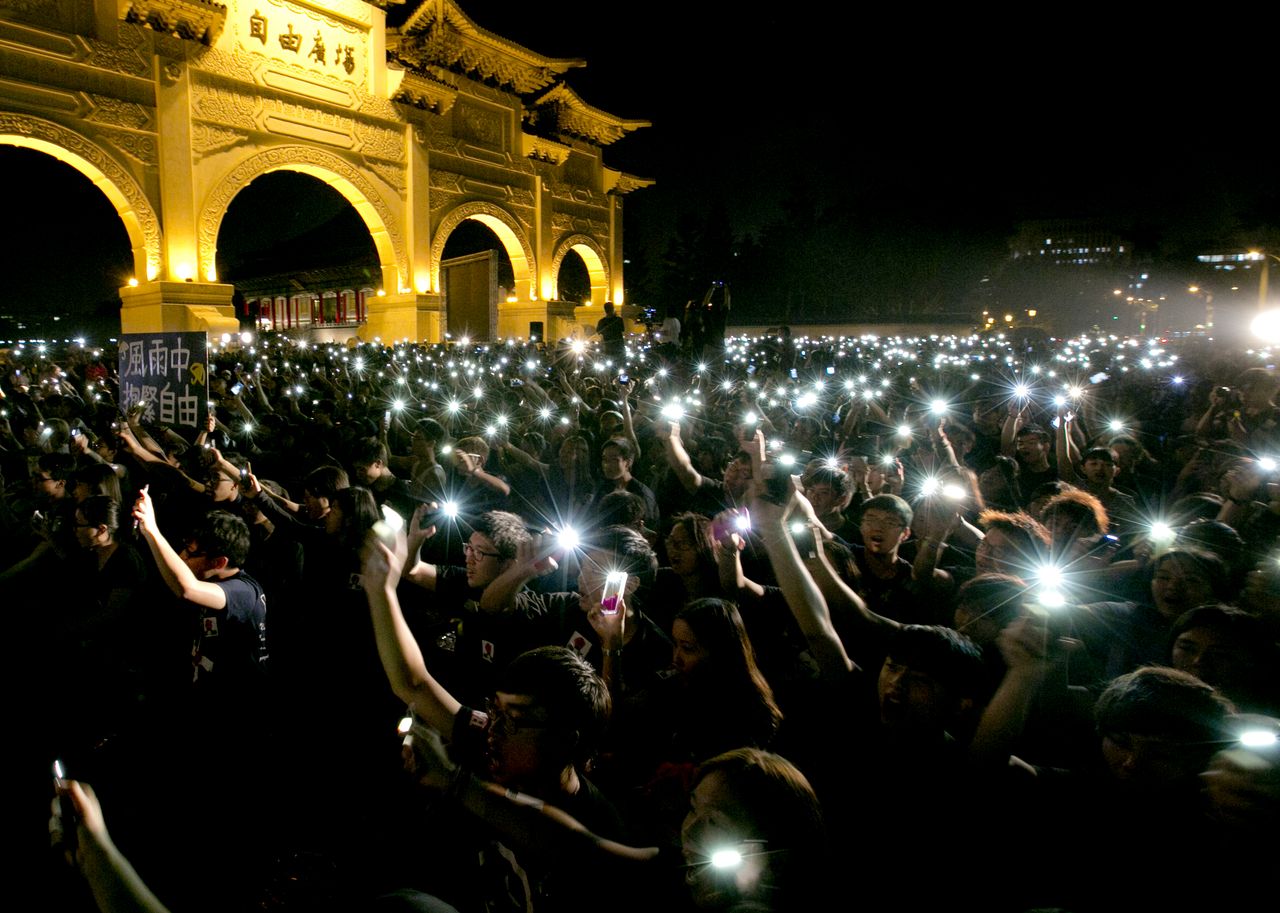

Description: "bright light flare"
661 403 685 421
1250 308 1280 345
1240 729 1278 748
1034 565 1066 608
557 527 580 550
709 849 743 870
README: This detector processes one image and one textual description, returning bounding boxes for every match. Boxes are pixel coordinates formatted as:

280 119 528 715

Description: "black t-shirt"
513 591 674 695
596 314 624 348
191 571 268 697
851 545 928 624
1017 462 1059 506
448 705 629 913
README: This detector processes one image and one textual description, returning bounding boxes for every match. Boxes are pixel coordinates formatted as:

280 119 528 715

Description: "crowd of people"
7 325 1280 912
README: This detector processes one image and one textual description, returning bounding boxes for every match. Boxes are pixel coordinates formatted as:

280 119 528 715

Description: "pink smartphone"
600 571 627 615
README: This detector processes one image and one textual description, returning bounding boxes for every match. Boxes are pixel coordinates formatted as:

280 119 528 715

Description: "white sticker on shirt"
567 632 592 658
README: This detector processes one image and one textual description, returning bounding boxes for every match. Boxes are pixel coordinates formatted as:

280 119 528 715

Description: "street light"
1187 286 1214 329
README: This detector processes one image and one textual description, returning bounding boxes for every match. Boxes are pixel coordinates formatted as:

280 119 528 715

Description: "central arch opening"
441 219 516 294
217 172 379 334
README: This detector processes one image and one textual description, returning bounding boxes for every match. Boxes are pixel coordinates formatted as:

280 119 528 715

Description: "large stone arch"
0 113 161 283
431 201 536 298
199 145 406 290
550 233 611 304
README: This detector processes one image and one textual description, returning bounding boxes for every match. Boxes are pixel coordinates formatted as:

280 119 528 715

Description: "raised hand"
361 526 408 592
130 484 155 535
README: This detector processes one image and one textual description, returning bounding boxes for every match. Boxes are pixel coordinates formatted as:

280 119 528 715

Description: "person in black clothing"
594 301 626 363
361 532 627 913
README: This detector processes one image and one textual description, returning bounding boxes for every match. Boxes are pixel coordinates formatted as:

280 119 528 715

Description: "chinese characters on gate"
118 333 208 431
248 8 357 75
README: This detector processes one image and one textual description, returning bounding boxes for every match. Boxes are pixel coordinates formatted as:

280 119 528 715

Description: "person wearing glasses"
360 530 626 913
396 508 554 706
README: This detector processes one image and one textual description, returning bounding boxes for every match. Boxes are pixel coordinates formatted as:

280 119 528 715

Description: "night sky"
2 2 1277 335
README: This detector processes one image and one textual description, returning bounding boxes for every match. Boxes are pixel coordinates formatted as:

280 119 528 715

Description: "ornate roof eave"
522 132 572 166
391 68 459 115
528 83 650 147
119 0 227 45
391 0 584 94
604 170 655 196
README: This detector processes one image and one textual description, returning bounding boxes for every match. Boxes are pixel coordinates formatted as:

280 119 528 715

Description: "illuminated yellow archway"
0 114 161 283
199 145 406 290
431 201 535 298
549 233 611 304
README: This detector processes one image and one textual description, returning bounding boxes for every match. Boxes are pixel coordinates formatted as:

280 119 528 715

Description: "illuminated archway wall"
0 115 162 284
550 233 610 304
0 0 647 341
199 145 404 289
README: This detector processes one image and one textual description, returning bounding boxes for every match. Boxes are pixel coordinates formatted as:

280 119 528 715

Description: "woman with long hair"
649 512 724 632
611 597 783 845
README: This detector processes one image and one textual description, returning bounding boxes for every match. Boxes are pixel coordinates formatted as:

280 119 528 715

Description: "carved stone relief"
93 126 159 165
418 128 461 155
191 46 258 84
193 84 258 130
455 101 503 151
191 122 250 156
85 95 152 131
430 200 534 291
353 119 403 162
429 169 465 194
366 159 405 194
86 28 152 78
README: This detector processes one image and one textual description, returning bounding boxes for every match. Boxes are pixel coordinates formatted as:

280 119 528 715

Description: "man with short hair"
1073 446 1138 537
1008 425 1057 505
400 509 545 704
350 436 418 522
360 536 626 913
479 525 672 699
590 436 658 529
132 489 267 705
659 418 753 516
853 494 934 624
594 300 625 362
802 465 858 542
